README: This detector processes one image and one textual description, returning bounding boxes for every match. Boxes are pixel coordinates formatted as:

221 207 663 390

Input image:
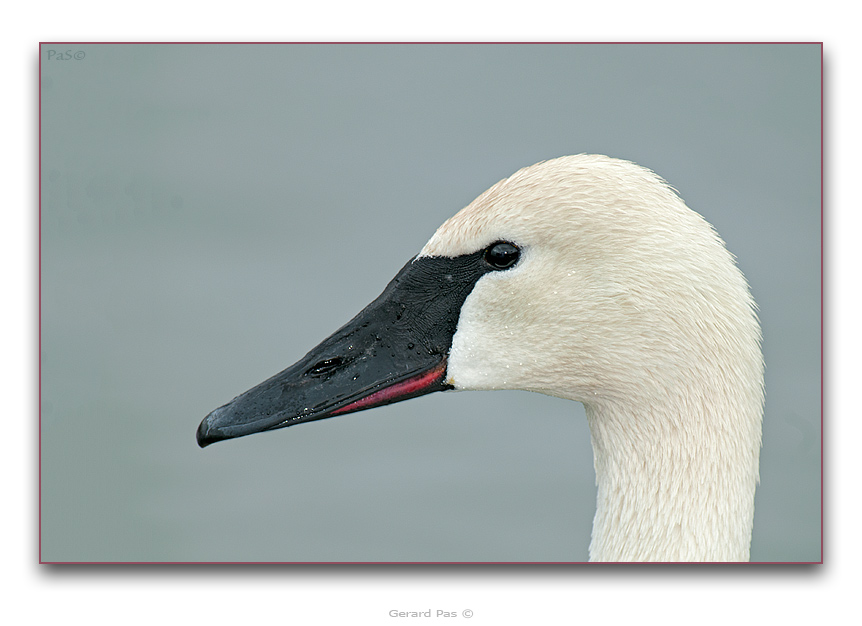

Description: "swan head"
424 155 763 415
198 154 762 446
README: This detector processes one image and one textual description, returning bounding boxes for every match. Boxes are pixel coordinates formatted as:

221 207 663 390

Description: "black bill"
197 249 495 447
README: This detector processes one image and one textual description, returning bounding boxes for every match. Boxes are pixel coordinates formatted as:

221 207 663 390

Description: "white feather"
421 155 764 561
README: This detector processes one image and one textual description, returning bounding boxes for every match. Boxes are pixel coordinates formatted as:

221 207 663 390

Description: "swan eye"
483 241 520 270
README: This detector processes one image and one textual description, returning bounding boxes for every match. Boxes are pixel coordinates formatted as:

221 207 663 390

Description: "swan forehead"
419 154 681 258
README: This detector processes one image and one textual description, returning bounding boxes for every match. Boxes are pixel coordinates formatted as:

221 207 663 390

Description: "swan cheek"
445 286 518 392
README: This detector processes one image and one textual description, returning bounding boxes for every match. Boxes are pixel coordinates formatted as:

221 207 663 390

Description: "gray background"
40 43 821 562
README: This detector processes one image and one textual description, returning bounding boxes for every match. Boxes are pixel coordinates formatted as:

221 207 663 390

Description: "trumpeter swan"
197 155 764 562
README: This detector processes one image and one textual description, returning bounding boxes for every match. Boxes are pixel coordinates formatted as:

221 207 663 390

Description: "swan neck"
585 397 760 562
